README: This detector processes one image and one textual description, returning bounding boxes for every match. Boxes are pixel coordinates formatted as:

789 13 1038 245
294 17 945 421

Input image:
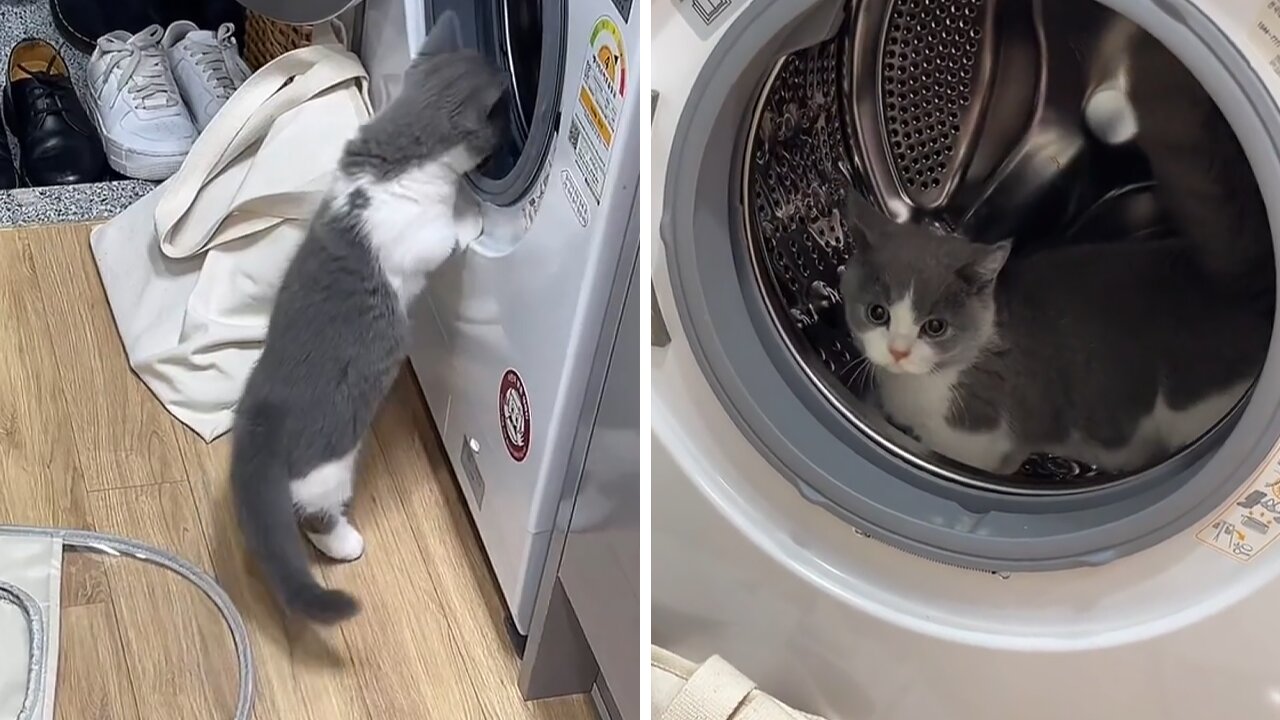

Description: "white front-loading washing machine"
359 0 640 635
653 0 1280 716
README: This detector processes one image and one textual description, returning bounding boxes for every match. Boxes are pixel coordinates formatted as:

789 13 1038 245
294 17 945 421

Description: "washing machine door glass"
429 0 565 206
662 0 1280 570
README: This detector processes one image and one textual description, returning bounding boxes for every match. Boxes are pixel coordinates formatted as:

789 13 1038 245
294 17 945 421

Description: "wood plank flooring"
0 224 596 720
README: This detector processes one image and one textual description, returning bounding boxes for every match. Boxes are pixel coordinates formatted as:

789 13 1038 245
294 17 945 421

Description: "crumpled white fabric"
90 24 372 442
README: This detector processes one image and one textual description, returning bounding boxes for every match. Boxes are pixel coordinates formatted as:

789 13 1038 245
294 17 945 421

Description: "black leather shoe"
0 142 16 191
3 39 108 187
50 0 161 54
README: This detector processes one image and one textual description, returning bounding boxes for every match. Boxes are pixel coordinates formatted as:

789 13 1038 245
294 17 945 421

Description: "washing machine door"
425 0 566 206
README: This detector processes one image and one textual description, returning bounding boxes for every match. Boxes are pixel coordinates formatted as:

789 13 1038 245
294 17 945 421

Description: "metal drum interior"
742 0 1275 494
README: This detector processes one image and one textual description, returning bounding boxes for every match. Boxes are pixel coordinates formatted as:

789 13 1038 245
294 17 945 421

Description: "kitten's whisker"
838 355 877 395
858 360 878 393
948 384 969 424
836 358 859 383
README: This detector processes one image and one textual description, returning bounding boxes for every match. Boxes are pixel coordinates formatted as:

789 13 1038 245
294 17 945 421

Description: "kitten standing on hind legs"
229 12 508 624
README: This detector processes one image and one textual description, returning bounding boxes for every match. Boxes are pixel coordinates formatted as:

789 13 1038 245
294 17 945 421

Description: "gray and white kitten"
230 13 507 623
840 192 1269 476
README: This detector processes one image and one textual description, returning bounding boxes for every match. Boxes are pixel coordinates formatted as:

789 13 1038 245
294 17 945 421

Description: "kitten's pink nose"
889 346 910 362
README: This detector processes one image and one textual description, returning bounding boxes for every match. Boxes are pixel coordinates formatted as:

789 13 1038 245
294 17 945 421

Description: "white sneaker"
87 25 197 181
162 22 251 131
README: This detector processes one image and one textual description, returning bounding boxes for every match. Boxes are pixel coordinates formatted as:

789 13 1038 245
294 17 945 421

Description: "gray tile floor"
0 0 153 226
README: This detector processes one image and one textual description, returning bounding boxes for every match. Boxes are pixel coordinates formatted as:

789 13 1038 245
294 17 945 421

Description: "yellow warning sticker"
1196 443 1280 562
568 16 627 205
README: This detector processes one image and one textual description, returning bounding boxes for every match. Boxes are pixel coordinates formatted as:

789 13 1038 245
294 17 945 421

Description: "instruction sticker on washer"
569 16 627 204
1196 443 1280 561
1251 1 1280 76
522 147 554 232
561 169 591 227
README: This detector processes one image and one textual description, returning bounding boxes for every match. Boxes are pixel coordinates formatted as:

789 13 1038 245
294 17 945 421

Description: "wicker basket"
244 11 314 70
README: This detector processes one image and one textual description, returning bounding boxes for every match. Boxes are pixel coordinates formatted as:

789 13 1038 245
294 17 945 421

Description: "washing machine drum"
663 0 1280 570
429 0 566 206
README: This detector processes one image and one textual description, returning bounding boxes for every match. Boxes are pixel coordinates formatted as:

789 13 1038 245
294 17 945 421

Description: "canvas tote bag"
652 646 828 720
91 23 372 442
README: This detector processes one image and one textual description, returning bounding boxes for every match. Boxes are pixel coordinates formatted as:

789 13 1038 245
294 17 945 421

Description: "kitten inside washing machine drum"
745 0 1275 486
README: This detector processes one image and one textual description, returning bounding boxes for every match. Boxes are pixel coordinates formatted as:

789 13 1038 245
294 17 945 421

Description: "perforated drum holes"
881 0 986 203
747 44 864 397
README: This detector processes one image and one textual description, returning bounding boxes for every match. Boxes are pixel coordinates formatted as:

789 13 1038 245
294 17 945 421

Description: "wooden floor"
0 224 596 720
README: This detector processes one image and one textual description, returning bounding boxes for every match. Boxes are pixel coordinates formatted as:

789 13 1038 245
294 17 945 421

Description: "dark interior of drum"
473 0 543 181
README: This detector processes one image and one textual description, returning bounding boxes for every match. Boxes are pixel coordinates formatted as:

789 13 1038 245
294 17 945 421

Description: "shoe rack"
0 0 153 228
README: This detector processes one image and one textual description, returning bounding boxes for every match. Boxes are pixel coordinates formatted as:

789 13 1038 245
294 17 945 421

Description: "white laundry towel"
0 536 60 720
652 646 828 720
90 22 372 441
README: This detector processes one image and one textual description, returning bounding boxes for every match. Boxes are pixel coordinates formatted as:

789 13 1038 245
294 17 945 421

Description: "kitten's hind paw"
307 519 365 562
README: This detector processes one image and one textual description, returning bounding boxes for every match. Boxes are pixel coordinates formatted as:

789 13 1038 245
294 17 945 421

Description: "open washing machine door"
653 0 1280 717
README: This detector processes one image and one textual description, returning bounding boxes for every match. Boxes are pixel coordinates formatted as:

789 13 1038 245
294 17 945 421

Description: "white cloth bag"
91 25 372 441
652 646 827 720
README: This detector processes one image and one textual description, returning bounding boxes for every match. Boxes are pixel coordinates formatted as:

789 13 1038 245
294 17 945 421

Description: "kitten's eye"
865 304 889 325
921 318 948 338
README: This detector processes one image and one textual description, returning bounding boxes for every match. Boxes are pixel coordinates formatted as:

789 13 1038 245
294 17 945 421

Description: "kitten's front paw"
307 520 365 562
454 191 484 248
457 212 484 247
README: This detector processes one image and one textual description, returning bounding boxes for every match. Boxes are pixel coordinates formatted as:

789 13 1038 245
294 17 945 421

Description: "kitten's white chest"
878 368 1016 473
343 163 466 307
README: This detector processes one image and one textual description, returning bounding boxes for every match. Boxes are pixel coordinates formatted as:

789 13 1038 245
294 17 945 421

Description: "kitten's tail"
230 403 359 624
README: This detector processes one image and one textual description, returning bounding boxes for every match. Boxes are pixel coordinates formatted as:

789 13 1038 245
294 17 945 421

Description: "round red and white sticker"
499 369 531 463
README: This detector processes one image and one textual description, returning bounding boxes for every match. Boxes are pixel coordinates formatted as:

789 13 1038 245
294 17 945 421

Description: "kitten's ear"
958 240 1011 287
843 188 882 232
419 11 464 57
843 188 888 250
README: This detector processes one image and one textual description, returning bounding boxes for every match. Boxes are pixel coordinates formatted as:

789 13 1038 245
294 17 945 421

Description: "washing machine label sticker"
499 369 531 463
1196 444 1280 561
561 170 591 227
569 16 627 204
1253 1 1280 75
